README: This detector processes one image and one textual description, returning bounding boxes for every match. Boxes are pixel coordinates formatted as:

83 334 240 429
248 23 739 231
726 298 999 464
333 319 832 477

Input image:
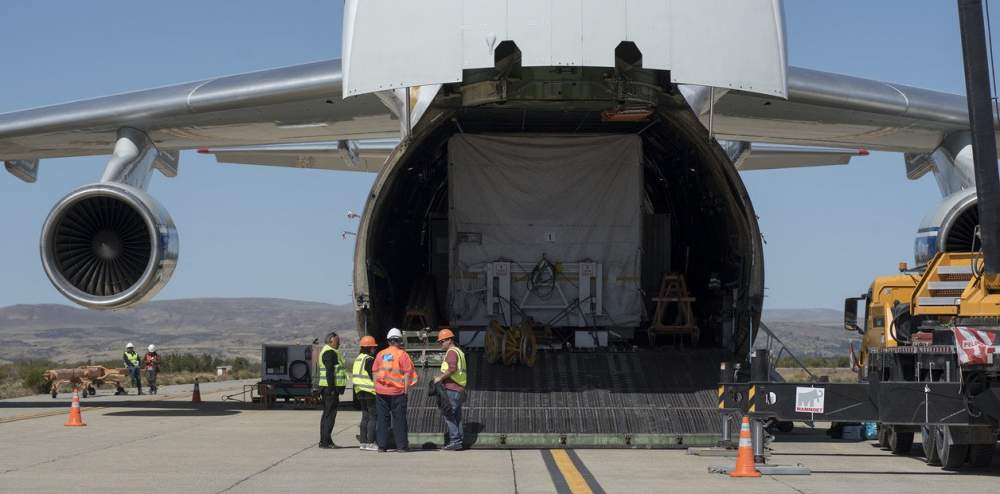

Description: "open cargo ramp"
408 349 724 448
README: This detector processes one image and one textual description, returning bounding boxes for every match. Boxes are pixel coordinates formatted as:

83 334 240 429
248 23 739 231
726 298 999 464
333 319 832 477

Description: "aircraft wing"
0 60 398 163
0 59 981 176
705 66 977 154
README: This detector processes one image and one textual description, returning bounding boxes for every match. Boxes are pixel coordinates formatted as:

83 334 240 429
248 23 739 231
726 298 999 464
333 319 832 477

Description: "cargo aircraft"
1 1 994 446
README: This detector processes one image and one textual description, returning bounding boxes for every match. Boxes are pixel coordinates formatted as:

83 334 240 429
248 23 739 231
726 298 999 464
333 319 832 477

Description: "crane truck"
721 250 1000 471
846 252 1000 468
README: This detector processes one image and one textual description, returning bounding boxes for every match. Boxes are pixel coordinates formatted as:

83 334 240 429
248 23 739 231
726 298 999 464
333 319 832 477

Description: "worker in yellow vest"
352 335 378 451
122 342 142 394
433 328 467 451
318 331 347 449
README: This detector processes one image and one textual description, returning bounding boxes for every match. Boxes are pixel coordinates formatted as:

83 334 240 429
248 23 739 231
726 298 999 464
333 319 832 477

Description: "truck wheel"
968 443 995 468
921 426 941 466
878 425 890 450
935 426 969 469
888 428 914 455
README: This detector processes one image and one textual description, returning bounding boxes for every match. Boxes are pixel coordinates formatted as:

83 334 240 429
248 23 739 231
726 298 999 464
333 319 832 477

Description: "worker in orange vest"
372 328 418 452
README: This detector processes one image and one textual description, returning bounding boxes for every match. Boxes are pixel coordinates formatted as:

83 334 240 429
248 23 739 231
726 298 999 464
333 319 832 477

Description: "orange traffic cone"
64 388 86 427
729 416 760 478
191 379 203 404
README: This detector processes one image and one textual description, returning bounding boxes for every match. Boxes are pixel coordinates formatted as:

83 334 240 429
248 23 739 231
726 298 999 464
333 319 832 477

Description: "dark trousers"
358 395 376 444
145 369 157 393
376 393 408 450
319 387 339 446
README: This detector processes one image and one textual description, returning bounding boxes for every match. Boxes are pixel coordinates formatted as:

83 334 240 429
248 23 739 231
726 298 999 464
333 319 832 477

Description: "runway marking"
541 450 606 494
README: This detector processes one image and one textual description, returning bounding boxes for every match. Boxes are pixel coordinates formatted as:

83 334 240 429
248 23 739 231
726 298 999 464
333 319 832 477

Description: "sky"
0 1 988 309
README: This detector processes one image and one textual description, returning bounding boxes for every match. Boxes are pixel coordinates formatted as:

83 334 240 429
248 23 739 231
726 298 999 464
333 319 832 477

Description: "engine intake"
916 188 979 266
40 183 178 310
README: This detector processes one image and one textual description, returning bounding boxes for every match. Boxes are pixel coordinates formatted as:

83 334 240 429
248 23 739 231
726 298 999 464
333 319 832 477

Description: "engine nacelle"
40 183 178 310
915 188 979 266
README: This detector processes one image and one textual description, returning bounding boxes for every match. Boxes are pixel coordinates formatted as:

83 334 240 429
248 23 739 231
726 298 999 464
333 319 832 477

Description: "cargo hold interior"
354 67 763 446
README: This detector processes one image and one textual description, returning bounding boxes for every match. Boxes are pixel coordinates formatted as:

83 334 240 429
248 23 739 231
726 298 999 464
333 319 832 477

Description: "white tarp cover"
449 134 642 327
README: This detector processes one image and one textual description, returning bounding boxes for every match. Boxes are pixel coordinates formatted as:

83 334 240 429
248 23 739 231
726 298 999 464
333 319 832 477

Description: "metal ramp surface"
407 349 723 448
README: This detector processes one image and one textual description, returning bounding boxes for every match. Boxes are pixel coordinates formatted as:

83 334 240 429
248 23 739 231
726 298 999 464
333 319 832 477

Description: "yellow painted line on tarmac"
550 450 592 494
541 449 606 494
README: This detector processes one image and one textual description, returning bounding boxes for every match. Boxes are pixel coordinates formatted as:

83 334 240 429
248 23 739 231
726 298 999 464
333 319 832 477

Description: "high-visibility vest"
373 346 418 393
124 351 139 367
351 354 375 395
441 346 467 388
318 345 347 388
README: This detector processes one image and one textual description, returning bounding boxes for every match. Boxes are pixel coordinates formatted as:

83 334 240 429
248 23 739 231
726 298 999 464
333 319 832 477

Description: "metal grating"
408 350 724 439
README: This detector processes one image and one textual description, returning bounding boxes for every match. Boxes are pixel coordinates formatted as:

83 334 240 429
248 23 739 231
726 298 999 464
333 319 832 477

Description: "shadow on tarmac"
0 399 361 421
771 432 873 443
809 470 1000 476
771 452 893 457
0 400 241 410
103 408 241 417
775 439 1000 475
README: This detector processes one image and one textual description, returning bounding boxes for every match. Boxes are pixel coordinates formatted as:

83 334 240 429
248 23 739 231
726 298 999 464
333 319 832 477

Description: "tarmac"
1 380 999 494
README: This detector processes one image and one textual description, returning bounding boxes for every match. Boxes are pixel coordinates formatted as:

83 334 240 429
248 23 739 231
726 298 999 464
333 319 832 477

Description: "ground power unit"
260 344 315 401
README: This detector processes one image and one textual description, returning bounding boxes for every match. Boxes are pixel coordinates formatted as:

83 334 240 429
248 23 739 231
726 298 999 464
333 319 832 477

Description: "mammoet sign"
795 386 825 414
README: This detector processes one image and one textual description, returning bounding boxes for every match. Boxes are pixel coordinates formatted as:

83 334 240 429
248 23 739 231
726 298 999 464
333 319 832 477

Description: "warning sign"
953 327 997 366
794 387 825 414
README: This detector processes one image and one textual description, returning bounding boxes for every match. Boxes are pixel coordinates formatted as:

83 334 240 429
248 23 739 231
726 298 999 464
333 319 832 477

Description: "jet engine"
39 182 178 310
915 188 979 266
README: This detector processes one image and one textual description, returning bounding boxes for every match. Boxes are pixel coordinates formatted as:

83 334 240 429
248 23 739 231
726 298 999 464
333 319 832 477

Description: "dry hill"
0 298 356 363
0 300 855 364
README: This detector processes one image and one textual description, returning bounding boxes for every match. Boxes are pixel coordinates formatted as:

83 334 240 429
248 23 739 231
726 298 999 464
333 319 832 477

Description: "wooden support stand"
649 273 699 345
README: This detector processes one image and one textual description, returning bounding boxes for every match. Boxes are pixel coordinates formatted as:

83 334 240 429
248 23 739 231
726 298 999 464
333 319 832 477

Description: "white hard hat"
147 344 156 352
125 342 134 348
386 328 403 340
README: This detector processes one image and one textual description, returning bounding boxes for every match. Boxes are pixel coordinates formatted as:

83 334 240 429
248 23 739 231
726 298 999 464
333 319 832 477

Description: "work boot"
318 443 336 449
442 443 463 451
